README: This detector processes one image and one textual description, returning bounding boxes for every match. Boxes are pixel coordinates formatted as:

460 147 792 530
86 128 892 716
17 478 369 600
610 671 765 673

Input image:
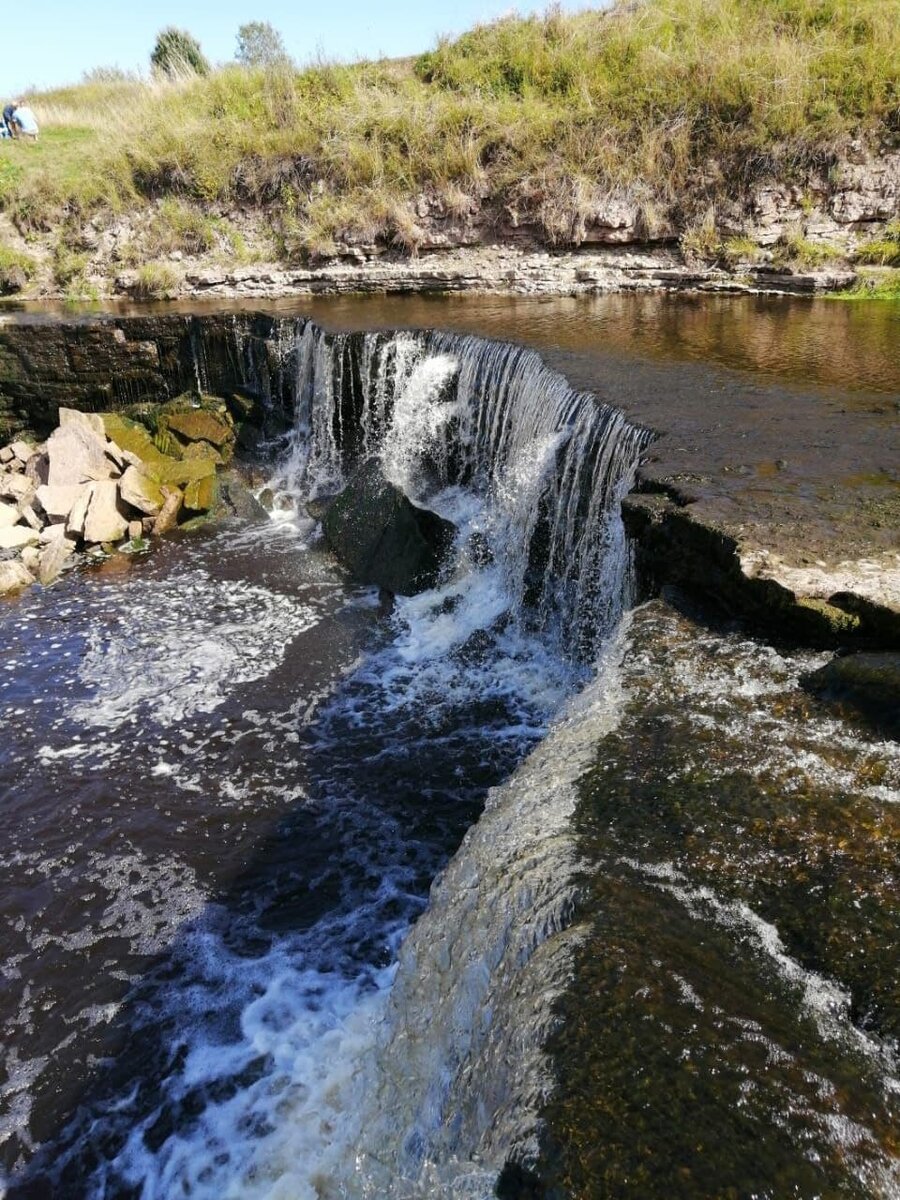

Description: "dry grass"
1 0 897 261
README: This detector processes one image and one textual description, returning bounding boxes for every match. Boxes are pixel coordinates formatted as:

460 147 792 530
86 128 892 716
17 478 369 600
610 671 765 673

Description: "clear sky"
2 0 593 96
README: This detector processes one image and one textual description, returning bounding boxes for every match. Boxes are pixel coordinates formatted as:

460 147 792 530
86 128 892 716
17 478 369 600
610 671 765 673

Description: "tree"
150 27 210 77
235 21 290 68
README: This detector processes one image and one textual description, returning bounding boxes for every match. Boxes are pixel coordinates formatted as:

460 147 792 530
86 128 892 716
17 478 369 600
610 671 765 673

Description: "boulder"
46 424 116 487
0 502 18 529
66 486 94 538
183 473 218 513
39 523 69 544
20 546 41 574
0 473 34 503
83 480 128 544
118 465 164 516
0 525 40 550
802 652 900 734
10 440 34 463
166 408 233 448
36 484 86 523
152 486 183 535
25 453 49 488
154 456 217 489
19 505 42 532
321 459 456 596
215 474 269 522
0 447 13 463
38 537 76 586
182 440 225 465
59 408 106 438
0 560 34 595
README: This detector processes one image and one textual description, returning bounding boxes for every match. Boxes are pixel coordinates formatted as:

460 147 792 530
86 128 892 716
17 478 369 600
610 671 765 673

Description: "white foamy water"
71 570 320 729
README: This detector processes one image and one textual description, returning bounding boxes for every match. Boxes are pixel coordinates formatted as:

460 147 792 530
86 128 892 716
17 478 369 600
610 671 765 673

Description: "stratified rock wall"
0 313 294 440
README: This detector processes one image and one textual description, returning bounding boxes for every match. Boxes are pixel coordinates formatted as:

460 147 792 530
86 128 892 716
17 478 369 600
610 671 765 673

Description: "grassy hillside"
1 0 899 289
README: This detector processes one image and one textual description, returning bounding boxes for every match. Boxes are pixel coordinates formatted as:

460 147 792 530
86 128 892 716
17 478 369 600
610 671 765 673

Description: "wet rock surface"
321 458 456 595
534 600 900 1199
803 652 900 735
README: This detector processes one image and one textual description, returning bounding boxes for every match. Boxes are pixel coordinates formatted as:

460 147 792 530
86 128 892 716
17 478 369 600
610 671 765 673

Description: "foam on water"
71 570 320 730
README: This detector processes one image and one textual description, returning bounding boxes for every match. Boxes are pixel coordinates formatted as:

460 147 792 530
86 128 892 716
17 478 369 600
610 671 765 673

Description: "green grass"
830 268 900 299
854 220 900 266
0 242 36 293
773 230 845 269
3 0 900 259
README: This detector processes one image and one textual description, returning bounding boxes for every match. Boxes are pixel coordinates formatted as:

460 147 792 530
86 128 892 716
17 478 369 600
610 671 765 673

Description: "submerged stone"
0 559 34 595
803 652 900 734
322 458 455 596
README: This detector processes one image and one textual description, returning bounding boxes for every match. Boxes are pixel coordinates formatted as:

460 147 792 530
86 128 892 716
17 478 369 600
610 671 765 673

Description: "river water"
0 294 898 1199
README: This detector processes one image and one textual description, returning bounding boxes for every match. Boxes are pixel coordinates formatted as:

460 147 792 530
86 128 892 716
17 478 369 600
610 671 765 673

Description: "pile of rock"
0 400 238 597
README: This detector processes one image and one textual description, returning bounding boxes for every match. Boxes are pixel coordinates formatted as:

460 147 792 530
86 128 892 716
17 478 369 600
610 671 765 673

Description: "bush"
151 28 210 78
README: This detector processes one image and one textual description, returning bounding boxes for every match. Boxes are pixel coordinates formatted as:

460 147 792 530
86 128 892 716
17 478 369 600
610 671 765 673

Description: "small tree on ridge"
151 27 211 78
236 21 290 68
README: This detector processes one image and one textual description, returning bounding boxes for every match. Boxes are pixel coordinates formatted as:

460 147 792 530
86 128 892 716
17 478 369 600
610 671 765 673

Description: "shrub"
151 28 210 78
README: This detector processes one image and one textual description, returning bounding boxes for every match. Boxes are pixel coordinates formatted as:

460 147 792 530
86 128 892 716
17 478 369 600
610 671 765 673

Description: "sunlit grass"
1 0 898 258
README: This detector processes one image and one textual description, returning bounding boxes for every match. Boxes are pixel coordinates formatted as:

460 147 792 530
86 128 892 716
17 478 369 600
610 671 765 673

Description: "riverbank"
2 0 899 302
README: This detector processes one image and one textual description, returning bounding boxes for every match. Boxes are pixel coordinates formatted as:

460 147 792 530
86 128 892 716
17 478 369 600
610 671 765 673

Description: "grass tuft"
0 243 36 294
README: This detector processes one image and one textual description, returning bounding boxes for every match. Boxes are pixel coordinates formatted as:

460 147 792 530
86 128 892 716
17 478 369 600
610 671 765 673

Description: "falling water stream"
0 302 897 1199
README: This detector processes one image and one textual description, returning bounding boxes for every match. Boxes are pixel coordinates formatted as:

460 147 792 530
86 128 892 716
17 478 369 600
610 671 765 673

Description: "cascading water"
2 319 650 1199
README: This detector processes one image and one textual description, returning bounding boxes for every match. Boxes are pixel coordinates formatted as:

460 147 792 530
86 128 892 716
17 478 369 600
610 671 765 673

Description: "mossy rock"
102 414 171 468
796 596 862 638
153 456 217 488
183 472 218 513
182 440 224 465
166 408 234 449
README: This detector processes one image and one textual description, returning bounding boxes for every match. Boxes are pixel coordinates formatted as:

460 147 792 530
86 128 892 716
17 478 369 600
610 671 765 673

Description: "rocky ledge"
114 245 858 302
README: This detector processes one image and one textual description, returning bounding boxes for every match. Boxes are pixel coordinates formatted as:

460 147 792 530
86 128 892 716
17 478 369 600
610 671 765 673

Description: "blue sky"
2 1 593 95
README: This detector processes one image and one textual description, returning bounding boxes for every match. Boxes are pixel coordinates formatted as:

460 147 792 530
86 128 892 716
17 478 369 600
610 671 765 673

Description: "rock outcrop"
321 459 456 595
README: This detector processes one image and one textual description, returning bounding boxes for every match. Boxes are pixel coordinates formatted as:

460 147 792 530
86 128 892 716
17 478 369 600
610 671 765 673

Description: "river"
0 293 897 1199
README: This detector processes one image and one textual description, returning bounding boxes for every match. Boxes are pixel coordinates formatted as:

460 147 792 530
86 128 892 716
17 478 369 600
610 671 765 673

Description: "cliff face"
1 151 898 303
0 314 291 441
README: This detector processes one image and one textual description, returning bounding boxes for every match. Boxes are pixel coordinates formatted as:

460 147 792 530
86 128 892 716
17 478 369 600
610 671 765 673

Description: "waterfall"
274 321 652 662
258 321 652 1191
7 317 651 1200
